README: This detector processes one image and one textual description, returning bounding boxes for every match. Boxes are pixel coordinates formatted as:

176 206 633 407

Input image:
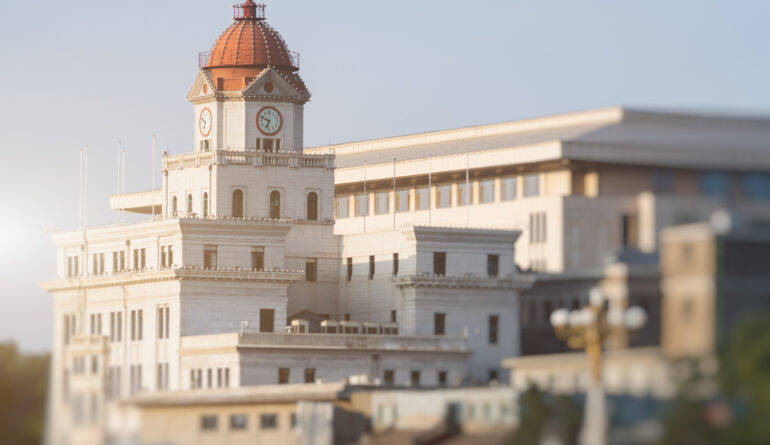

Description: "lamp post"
549 287 647 445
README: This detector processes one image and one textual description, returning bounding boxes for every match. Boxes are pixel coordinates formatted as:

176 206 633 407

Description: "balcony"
163 150 334 171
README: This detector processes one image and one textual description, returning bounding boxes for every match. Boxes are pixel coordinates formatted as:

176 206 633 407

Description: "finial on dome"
234 1 266 21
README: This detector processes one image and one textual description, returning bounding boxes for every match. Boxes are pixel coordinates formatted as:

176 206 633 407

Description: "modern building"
42 1 770 444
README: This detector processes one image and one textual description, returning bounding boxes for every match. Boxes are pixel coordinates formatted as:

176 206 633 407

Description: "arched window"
202 192 209 218
269 190 281 219
171 196 178 216
232 189 244 218
307 192 318 221
187 194 193 214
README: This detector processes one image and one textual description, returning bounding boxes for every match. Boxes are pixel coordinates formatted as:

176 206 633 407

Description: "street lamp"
549 287 647 445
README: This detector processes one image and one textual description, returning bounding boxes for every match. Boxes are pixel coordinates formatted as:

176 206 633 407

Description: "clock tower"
187 1 310 153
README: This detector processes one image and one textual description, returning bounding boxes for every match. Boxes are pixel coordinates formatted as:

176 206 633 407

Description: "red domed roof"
201 2 307 94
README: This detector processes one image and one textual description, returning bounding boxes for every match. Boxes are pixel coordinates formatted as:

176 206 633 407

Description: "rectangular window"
113 251 118 272
410 370 421 386
529 212 547 244
489 315 499 344
457 182 470 206
278 368 289 384
260 309 274 333
487 254 499 277
416 187 430 210
396 190 410 212
489 369 498 382
384 369 394 385
391 310 397 323
251 246 265 271
140 248 146 269
369 255 375 279
438 370 448 386
160 246 166 267
433 252 446 276
203 245 217 269
201 415 218 431
392 253 399 276
480 179 495 203
742 172 770 199
167 246 173 267
346 257 353 281
335 196 349 218
263 138 274 152
355 194 368 217
437 185 451 208
376 191 389 215
523 174 539 197
699 171 730 196
133 249 139 271
501 177 517 201
260 414 278 429
304 368 315 383
131 310 135 340
119 251 125 271
306 258 317 282
230 414 248 430
622 214 639 248
117 312 122 342
652 169 674 193
92 253 98 275
344 313 351 321
434 313 446 335
157 306 170 340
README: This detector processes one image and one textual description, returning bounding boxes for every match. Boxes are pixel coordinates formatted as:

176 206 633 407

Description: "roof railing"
199 51 211 69
234 2 265 21
289 51 300 70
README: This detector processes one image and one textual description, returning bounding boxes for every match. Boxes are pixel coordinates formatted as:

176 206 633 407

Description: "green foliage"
511 386 581 445
0 342 50 445
659 315 770 445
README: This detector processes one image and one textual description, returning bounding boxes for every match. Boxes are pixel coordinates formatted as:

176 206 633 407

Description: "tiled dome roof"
202 2 307 94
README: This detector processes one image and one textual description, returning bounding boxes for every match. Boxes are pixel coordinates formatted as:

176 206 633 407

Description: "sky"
0 0 769 352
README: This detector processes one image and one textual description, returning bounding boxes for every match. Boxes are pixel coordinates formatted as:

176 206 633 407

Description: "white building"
43 2 770 444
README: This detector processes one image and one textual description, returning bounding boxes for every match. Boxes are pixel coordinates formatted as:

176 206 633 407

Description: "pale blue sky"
1 0 769 351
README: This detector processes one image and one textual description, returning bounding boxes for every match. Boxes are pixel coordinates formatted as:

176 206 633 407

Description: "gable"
186 71 216 102
242 68 309 102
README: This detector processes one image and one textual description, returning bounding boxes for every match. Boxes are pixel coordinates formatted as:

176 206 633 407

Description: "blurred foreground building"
42 2 770 444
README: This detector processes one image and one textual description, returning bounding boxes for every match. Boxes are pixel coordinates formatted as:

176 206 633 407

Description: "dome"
200 2 307 93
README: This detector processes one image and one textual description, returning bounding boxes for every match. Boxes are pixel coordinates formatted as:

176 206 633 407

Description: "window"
306 258 317 281
157 363 169 390
171 196 178 216
202 192 209 218
66 256 79 277
742 172 770 199
90 313 102 335
129 364 142 395
203 245 217 269
372 191 388 215
381 370 395 385
489 369 498 382
543 302 552 324
622 214 639 248
529 212 547 244
344 313 351 321
355 194 368 217
304 368 315 383
269 190 281 219
251 246 265 271
190 369 203 389
186 194 193 214
410 370 421 386
480 179 495 203
119 251 125 271
167 246 173 267
392 253 399 276
133 248 146 270
416 187 430 210
130 310 143 341
369 255 375 279
200 139 210 152
396 190 410 212
433 252 446 276
652 170 674 193
457 182 470 206
232 189 244 217
391 310 397 323
113 251 119 273
434 313 446 335
336 196 349 218
260 309 274 333
230 414 248 430
109 312 122 342
278 368 289 384
501 177 517 201
260 414 278 429
438 371 447 386
263 138 274 152
157 306 170 339
201 415 218 431
699 171 730 197
307 192 318 220
346 257 353 281
487 254 499 277
523 174 539 197
437 185 451 208
489 315 499 344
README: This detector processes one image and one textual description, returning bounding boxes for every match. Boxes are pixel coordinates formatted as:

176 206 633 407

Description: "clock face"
256 106 283 136
199 108 212 137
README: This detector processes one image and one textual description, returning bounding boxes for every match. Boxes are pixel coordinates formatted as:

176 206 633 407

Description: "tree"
0 343 50 445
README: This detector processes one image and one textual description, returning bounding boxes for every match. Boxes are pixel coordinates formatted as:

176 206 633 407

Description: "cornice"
42 267 304 292
392 274 534 290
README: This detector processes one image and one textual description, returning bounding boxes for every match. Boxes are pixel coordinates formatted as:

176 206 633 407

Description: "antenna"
152 135 157 218
84 144 89 227
79 147 83 229
116 140 121 224
121 148 126 223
